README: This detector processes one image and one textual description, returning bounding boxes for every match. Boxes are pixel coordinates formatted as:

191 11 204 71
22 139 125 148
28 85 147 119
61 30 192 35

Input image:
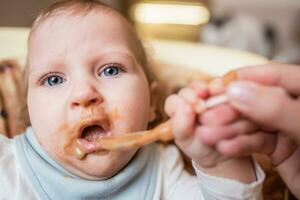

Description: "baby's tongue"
81 125 105 142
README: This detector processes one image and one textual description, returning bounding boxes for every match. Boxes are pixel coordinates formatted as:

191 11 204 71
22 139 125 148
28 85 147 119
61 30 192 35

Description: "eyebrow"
29 61 64 75
28 50 138 74
92 51 138 63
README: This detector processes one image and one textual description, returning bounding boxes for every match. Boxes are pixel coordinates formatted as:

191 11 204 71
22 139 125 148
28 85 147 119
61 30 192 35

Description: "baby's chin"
58 148 138 180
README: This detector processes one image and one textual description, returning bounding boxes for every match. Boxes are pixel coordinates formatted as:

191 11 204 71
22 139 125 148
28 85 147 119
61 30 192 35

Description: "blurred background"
0 0 300 64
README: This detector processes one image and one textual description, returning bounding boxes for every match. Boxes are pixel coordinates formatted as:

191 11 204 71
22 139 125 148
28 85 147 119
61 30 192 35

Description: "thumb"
226 81 300 143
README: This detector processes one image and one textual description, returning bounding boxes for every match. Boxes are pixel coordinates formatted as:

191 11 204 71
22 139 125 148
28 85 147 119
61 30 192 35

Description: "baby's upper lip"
77 116 110 138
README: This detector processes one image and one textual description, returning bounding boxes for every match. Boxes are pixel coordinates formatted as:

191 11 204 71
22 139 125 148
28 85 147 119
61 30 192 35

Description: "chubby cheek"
107 78 151 135
28 91 66 156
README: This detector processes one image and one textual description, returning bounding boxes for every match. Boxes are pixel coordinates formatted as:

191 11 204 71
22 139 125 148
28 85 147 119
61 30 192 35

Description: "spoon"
98 94 230 150
95 71 237 151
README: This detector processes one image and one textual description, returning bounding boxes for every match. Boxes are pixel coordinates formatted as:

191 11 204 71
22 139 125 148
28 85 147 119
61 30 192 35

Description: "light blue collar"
15 127 158 200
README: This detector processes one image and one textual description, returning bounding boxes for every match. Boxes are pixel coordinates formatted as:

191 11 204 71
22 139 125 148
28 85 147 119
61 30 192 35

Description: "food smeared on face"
27 5 152 178
63 105 113 159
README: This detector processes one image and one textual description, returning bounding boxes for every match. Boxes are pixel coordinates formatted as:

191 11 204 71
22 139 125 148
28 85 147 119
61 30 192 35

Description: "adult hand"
220 62 300 198
227 62 300 143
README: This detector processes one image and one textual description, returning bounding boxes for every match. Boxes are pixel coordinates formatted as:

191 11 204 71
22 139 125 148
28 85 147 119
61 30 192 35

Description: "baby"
0 0 264 199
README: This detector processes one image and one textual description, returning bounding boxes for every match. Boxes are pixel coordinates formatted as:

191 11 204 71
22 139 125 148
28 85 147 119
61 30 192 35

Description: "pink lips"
63 109 112 159
77 138 103 153
76 125 112 155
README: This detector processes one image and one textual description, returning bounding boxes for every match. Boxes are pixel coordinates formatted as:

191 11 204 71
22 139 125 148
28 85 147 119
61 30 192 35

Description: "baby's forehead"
29 9 143 64
31 9 137 48
34 8 126 34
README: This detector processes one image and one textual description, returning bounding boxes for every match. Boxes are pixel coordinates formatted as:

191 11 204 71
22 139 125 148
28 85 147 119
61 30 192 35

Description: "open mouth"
63 112 112 159
72 123 111 158
80 124 107 142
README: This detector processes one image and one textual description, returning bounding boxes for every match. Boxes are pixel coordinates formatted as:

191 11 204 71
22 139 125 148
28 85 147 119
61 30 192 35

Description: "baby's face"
27 11 151 179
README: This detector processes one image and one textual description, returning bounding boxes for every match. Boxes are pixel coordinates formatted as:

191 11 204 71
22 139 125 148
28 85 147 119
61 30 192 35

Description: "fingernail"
227 82 257 105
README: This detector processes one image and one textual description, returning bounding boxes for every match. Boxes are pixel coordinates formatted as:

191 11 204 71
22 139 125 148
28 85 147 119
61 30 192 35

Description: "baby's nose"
70 87 103 108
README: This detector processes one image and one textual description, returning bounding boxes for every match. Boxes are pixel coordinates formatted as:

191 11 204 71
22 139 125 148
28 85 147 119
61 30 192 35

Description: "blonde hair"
24 0 166 127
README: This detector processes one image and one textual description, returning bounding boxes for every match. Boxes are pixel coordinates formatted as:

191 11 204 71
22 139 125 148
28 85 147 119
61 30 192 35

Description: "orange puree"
63 105 112 159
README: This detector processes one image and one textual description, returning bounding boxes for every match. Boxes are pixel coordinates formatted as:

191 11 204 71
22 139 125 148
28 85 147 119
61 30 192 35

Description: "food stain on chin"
61 123 87 159
62 105 113 160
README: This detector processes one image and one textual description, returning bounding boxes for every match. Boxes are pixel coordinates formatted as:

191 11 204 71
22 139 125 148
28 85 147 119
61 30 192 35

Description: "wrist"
194 156 257 183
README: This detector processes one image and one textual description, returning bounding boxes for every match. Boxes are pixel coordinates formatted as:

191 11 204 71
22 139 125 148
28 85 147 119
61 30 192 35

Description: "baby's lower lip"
77 138 109 155
78 139 101 152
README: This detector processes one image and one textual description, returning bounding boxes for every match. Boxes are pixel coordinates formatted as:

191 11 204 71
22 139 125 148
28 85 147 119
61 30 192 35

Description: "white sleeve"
160 144 204 200
194 160 265 200
0 135 38 200
0 135 15 199
160 144 264 200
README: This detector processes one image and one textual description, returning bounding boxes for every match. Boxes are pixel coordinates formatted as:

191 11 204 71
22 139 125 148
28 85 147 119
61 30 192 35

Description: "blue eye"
43 75 65 86
100 65 121 77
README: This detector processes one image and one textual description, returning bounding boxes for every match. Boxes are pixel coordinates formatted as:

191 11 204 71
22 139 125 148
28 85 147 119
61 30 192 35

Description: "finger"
208 78 225 95
236 62 300 95
198 120 258 145
208 71 237 96
189 80 209 99
199 103 239 125
227 81 300 143
178 87 209 115
178 87 198 105
171 97 196 140
164 94 181 117
216 132 277 157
